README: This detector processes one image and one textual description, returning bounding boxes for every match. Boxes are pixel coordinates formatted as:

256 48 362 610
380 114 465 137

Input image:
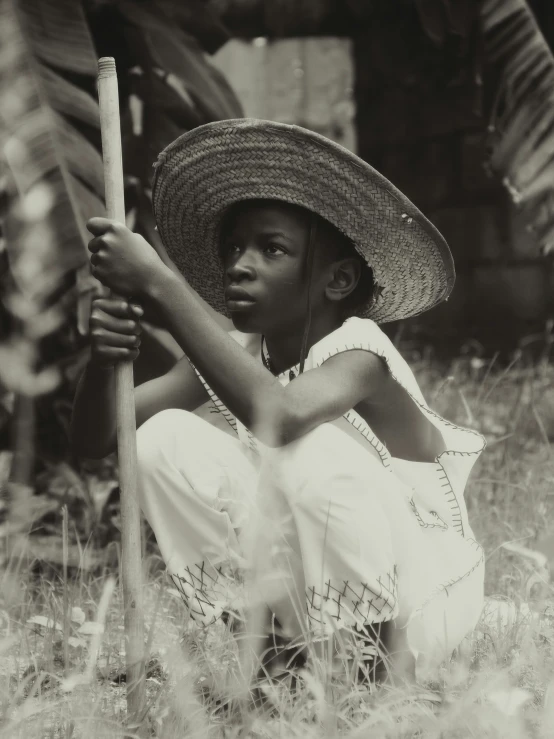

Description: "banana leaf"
118 0 243 122
1 0 244 339
482 0 554 255
154 0 230 54
116 0 243 213
415 0 481 46
18 0 97 75
0 0 104 306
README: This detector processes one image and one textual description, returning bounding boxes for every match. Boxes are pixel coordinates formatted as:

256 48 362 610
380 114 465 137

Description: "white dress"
137 317 486 667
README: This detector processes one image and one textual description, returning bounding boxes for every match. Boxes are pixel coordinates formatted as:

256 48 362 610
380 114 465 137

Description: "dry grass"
2 351 554 738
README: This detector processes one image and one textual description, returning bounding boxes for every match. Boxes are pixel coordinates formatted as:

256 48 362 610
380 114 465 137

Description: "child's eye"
264 244 286 256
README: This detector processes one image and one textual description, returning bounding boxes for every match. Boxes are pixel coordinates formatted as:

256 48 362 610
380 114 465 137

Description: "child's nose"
226 250 257 281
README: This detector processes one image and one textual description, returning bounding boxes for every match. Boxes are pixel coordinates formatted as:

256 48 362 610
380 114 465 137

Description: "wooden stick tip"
98 57 116 78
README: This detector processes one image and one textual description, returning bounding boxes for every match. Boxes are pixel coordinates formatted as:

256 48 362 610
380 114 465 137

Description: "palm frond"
482 0 554 254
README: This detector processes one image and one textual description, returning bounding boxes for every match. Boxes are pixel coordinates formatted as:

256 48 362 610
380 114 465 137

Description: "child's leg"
136 409 259 626
256 422 420 679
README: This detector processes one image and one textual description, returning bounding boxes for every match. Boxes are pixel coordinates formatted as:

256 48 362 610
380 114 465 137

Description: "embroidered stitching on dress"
409 498 448 530
245 427 259 454
172 562 401 634
171 563 226 624
436 463 464 535
417 538 485 613
306 568 398 628
191 366 238 434
344 409 391 468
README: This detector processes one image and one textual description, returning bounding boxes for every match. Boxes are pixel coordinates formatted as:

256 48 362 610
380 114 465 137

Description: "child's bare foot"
316 621 416 687
257 621 307 682
356 621 416 686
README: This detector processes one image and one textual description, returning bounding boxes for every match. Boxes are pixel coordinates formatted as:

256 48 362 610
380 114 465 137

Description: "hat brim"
152 119 455 323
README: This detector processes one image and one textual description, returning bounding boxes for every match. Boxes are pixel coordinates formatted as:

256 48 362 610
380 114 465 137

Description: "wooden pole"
97 57 146 732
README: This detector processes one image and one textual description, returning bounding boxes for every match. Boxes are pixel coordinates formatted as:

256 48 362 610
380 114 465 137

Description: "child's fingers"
91 327 141 350
90 315 141 337
86 217 118 236
92 345 140 365
92 297 130 318
90 311 142 337
88 235 104 254
92 297 143 322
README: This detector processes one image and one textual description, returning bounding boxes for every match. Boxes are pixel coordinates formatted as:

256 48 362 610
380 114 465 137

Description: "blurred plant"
0 0 242 563
482 0 554 256
0 0 241 451
401 0 554 257
0 164 64 562
1 0 241 331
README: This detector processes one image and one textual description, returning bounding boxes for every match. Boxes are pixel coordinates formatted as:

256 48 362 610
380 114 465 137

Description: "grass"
1 350 554 738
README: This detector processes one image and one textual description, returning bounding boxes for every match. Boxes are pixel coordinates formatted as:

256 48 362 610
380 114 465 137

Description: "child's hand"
89 297 143 368
86 217 167 298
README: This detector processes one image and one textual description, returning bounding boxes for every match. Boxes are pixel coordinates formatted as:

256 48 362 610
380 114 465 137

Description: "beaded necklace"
260 216 317 383
261 336 297 382
260 214 317 383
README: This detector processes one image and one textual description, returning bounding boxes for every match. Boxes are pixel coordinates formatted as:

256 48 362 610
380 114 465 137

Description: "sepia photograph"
1 0 554 736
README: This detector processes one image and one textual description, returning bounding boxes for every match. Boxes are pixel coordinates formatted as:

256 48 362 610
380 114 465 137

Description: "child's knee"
271 423 368 503
136 408 198 471
277 423 341 462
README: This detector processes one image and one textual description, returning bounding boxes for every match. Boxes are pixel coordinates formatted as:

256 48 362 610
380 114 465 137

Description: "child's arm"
85 219 386 448
150 274 386 447
147 230 234 332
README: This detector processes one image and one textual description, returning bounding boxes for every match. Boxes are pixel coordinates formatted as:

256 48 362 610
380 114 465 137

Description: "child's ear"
325 259 361 303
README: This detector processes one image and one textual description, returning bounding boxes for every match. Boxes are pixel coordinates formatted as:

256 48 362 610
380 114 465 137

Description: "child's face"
219 202 327 334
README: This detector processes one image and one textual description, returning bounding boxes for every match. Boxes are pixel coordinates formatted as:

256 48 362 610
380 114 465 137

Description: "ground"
1 349 554 738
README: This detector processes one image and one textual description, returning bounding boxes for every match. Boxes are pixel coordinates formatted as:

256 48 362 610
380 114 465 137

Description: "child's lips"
225 286 256 311
226 299 256 312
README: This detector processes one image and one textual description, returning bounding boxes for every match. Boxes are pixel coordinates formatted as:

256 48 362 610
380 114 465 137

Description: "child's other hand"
86 217 167 298
89 297 143 368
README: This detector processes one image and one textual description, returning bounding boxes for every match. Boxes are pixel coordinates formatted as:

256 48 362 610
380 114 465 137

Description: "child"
71 119 485 682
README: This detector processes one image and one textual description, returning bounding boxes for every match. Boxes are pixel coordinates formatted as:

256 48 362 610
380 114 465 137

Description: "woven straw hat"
152 118 455 323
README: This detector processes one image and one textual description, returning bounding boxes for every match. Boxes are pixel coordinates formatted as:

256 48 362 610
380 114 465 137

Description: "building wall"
212 38 356 151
